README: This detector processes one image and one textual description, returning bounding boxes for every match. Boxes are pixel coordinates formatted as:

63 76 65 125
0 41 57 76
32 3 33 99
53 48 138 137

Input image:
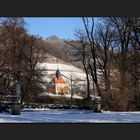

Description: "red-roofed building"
47 68 69 94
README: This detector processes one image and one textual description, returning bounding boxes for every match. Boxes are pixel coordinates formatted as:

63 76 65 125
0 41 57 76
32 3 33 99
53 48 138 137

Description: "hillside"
37 53 88 98
38 53 86 81
43 36 83 69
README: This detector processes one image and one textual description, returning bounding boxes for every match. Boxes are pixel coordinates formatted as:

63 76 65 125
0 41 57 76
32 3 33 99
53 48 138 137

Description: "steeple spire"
56 67 61 78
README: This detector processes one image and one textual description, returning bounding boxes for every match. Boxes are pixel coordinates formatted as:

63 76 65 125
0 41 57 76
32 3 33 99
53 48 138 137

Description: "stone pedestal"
11 103 21 115
10 96 21 115
91 96 101 112
94 103 101 112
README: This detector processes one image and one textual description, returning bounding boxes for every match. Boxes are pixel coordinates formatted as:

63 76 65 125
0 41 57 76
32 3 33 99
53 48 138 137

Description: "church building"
47 68 70 94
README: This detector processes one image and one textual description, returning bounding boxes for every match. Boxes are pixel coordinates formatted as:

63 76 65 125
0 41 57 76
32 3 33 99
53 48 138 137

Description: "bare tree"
95 22 116 96
65 30 91 98
0 18 46 105
82 17 101 97
102 17 140 110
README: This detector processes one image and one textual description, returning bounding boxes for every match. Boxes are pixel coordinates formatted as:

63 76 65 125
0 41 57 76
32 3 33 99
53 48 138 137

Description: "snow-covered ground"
40 92 83 99
0 109 140 123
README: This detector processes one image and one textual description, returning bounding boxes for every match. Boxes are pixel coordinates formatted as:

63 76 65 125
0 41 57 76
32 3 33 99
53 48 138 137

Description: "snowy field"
38 62 87 81
0 109 140 123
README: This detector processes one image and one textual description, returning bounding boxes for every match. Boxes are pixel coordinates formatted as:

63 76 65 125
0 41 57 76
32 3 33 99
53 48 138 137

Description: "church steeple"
51 67 66 85
56 68 61 79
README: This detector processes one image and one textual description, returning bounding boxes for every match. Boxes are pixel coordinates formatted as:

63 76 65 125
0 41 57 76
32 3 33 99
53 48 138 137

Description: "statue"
9 81 22 115
15 81 21 96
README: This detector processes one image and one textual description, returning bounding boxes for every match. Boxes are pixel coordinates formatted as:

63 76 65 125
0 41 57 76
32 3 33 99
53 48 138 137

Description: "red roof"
52 76 66 84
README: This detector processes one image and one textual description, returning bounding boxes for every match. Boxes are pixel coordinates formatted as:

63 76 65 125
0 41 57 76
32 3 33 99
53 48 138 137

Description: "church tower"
53 68 66 84
48 68 69 94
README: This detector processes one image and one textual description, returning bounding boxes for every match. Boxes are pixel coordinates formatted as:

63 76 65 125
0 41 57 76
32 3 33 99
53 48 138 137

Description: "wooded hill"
0 17 139 111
